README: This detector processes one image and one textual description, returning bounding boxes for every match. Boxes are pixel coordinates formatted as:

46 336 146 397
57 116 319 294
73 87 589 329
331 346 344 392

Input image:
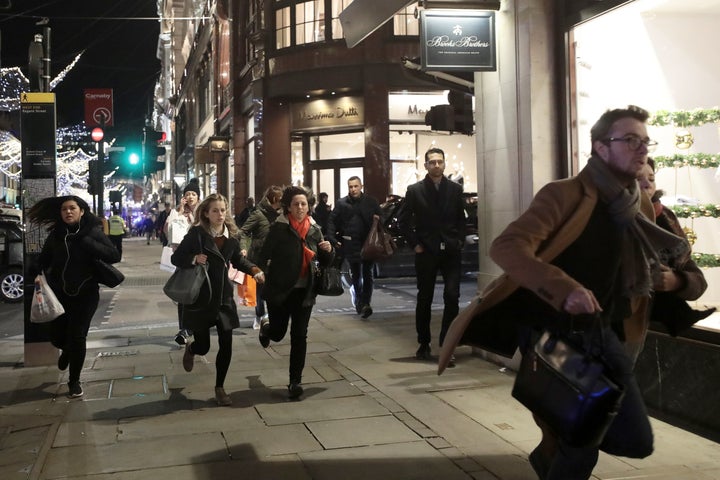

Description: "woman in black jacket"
28 195 121 398
258 186 334 400
171 193 264 406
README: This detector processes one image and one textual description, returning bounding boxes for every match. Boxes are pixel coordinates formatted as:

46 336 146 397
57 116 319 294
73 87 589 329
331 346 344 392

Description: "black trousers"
47 288 99 384
414 249 461 347
266 288 313 384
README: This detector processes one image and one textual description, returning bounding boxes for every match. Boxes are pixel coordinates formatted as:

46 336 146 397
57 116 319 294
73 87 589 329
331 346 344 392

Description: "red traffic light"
91 127 104 142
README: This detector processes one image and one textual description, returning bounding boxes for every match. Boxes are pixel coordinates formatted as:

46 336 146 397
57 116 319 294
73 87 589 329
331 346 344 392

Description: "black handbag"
163 233 212 304
94 259 125 288
315 265 344 296
511 325 625 447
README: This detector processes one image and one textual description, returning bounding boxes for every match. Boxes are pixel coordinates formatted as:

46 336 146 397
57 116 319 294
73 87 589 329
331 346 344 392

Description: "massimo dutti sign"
291 97 364 132
420 10 496 71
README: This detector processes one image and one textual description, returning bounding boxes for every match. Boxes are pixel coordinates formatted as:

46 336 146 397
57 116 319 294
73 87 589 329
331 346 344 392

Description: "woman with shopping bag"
171 193 264 406
28 195 121 398
239 185 283 328
164 178 200 345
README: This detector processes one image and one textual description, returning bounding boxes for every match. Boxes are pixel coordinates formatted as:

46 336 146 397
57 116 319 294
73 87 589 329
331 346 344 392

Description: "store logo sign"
421 10 496 72
291 97 364 131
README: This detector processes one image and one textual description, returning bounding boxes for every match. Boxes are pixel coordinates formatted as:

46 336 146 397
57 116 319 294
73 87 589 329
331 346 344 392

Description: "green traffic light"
128 152 140 165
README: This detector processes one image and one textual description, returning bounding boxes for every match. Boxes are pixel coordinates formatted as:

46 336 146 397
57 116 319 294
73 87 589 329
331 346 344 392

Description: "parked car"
0 219 24 303
372 192 479 278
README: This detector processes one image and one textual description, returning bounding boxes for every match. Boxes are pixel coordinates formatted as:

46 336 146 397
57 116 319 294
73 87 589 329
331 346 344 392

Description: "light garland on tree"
653 153 720 170
649 108 720 127
0 127 116 196
0 51 83 111
692 253 720 269
671 204 720 219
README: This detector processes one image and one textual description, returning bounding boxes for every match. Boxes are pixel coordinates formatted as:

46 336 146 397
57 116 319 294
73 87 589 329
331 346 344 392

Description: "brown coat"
438 169 655 373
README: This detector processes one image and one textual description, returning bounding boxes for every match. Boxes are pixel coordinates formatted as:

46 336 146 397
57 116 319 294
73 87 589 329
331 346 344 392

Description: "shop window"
275 0 353 49
331 0 353 40
276 7 292 49
311 132 364 160
393 3 419 36
296 1 325 45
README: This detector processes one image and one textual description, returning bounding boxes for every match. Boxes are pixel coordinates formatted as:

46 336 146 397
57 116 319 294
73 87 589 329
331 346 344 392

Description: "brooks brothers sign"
420 10 496 72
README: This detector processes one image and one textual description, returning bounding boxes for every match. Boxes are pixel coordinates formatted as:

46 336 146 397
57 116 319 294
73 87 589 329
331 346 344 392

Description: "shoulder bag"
163 233 212 304
511 318 625 447
361 217 397 262
315 262 344 296
30 272 66 323
94 259 125 288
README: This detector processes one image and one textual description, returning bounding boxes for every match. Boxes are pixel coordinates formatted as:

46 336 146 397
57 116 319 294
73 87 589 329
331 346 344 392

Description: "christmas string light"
653 153 720 170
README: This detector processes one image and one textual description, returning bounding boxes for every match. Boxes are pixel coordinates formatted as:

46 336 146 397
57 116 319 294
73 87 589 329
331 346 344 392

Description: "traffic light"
143 128 167 173
425 92 474 134
87 160 100 194
108 146 143 177
448 91 474 135
425 105 455 131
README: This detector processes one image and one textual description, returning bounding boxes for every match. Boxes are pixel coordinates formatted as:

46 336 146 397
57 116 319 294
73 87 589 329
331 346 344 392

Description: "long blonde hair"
194 193 239 237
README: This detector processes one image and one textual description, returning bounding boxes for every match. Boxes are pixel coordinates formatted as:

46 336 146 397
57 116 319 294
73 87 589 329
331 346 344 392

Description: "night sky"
0 0 161 144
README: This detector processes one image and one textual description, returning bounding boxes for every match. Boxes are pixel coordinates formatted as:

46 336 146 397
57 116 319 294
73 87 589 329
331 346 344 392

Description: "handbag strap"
198 231 213 302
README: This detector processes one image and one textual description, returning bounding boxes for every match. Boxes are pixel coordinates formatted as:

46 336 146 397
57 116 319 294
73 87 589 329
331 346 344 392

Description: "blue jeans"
414 249 461 347
348 259 375 307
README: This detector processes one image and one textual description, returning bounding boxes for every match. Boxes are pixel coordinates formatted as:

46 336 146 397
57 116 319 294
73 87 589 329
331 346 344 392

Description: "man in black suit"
399 147 465 365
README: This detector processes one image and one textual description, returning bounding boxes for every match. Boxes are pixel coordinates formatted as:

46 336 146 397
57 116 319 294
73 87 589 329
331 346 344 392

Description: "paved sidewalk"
1 238 719 480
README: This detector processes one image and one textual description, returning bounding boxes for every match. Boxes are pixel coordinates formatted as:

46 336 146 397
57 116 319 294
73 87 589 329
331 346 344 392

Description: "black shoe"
355 302 363 314
68 381 83 398
288 383 304 400
58 351 69 371
416 343 432 360
360 304 373 319
529 447 549 480
259 317 270 348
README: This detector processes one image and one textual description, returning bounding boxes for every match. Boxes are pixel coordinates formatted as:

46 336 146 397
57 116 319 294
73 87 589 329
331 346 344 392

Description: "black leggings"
47 288 99 384
188 324 233 388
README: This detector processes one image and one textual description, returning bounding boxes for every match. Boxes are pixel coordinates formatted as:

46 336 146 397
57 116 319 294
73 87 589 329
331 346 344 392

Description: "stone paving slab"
257 395 391 427
42 431 229 479
306 415 421 449
225 423 322 459
299 441 474 480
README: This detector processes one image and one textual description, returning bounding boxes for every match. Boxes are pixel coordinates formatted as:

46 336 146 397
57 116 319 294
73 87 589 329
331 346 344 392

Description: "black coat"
171 226 257 331
399 175 466 255
259 215 334 307
326 193 381 261
39 217 120 298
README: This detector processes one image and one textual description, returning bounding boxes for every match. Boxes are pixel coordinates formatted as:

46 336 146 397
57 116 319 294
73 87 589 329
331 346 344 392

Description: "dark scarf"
584 156 689 298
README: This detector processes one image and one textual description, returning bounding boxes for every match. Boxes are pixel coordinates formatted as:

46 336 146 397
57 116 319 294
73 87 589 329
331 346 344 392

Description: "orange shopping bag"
237 273 257 307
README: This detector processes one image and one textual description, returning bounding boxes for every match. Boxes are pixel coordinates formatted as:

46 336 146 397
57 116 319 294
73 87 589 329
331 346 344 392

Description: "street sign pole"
96 116 106 216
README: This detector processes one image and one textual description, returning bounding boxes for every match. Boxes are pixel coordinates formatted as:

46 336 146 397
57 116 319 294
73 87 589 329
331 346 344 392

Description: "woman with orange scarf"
257 186 334 399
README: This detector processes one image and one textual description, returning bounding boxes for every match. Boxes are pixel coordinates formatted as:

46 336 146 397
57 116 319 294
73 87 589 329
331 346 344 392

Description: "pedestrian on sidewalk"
165 178 200 345
28 195 121 398
171 193 264 406
326 177 381 319
107 208 127 259
439 106 683 479
257 186 334 400
398 147 465 365
239 185 283 329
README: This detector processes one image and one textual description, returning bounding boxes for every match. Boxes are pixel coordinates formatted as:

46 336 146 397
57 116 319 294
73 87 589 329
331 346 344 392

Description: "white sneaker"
253 317 261 330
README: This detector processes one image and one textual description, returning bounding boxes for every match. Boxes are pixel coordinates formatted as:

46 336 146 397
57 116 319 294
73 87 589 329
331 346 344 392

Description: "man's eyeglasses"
605 136 658 151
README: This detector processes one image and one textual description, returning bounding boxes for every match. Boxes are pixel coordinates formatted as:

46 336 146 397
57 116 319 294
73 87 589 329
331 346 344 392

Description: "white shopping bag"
160 246 176 273
168 218 189 245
